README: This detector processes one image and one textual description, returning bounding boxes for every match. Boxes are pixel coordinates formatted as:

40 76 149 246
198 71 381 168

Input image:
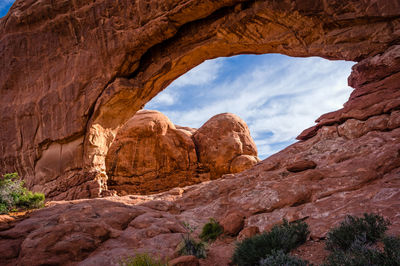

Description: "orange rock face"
1 0 399 199
194 113 259 176
106 110 199 195
106 110 258 195
0 0 400 265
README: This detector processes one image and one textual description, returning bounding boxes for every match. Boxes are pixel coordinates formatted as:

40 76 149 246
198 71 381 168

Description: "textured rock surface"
194 113 259 176
219 211 245 236
106 110 258 195
1 0 400 199
169 255 199 266
105 110 200 195
0 0 400 264
1 115 400 265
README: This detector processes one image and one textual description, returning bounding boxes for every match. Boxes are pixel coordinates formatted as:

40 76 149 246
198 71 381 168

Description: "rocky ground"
1 110 399 265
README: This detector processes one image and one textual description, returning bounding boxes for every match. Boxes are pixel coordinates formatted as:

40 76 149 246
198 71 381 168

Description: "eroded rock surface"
1 0 400 199
0 0 400 265
193 113 259 176
1 112 400 265
106 110 199 195
106 110 258 195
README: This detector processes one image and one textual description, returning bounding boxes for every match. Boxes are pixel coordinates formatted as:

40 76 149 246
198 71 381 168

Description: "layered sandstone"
0 0 400 264
1 0 400 199
1 110 399 265
106 110 259 195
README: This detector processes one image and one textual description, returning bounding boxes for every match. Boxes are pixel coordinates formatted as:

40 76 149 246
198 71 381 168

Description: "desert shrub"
324 236 384 266
325 213 390 251
382 236 400 265
177 222 207 259
199 218 223 242
323 235 400 266
232 219 309 266
178 236 207 259
119 253 166 266
0 172 45 214
15 191 45 209
259 250 309 266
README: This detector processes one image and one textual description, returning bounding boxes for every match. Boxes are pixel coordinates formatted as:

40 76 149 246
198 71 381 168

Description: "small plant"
0 172 45 214
199 218 223 242
382 236 400 265
259 250 309 266
177 221 207 259
232 219 309 266
323 214 399 266
119 253 166 266
323 235 400 266
325 213 390 251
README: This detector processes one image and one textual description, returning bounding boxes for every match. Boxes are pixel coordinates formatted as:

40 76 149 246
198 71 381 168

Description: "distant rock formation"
193 113 259 176
106 110 259 195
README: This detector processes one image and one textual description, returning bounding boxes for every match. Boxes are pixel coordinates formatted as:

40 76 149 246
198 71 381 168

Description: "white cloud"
146 55 355 159
147 91 176 107
171 59 223 87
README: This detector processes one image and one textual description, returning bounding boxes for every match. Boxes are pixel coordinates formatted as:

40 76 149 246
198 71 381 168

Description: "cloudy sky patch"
146 54 355 159
0 0 14 17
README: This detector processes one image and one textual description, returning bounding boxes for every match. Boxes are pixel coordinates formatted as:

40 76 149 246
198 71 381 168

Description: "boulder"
237 226 260 241
219 211 245 236
106 110 259 194
193 113 259 176
106 110 199 195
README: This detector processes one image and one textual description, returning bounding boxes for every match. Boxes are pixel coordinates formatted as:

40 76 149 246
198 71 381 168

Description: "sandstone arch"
0 0 399 199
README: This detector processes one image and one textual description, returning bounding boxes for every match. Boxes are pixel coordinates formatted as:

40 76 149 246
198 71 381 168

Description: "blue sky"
1 1 354 159
146 55 355 159
0 0 14 17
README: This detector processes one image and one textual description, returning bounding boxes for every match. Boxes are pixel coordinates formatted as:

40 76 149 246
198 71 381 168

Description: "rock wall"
1 109 399 265
0 1 400 264
105 110 259 195
0 0 399 200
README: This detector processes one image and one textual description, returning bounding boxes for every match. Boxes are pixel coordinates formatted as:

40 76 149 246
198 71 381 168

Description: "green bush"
232 219 309 266
177 222 207 259
259 250 309 266
199 218 223 242
323 236 400 266
382 236 400 265
119 253 166 266
325 213 390 251
0 172 45 214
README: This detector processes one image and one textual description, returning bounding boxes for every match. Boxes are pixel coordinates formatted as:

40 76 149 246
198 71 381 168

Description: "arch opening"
103 54 354 195
4 0 397 200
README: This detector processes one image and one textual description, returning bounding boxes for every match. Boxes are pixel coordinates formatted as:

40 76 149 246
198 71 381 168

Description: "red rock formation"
0 0 400 265
1 117 399 264
193 113 259 176
105 110 200 195
105 110 258 195
1 0 399 199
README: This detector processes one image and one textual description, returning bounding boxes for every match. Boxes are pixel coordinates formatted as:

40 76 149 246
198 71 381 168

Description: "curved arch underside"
0 0 400 199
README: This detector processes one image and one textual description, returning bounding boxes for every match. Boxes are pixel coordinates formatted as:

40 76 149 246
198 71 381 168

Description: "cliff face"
0 0 399 199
